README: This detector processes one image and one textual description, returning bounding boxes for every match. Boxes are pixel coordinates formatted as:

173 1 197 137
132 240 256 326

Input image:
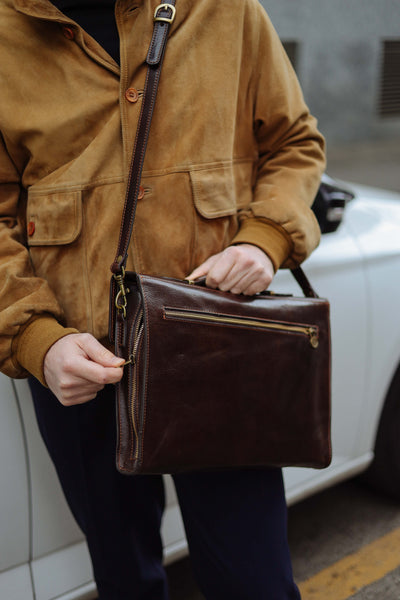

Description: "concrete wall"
260 0 400 144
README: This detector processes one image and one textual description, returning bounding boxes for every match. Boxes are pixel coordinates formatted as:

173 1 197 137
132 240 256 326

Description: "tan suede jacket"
0 0 325 383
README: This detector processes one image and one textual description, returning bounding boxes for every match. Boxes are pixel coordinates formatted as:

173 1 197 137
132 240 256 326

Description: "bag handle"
291 266 319 298
189 270 318 299
109 0 319 312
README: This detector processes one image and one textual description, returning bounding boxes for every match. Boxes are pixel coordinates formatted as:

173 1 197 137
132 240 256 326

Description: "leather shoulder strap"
111 2 176 277
290 266 319 298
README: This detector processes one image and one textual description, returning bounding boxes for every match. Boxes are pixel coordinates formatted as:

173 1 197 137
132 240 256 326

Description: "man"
0 0 325 597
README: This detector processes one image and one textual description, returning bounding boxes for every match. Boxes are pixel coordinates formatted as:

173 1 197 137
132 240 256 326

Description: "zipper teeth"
164 308 319 346
130 313 144 461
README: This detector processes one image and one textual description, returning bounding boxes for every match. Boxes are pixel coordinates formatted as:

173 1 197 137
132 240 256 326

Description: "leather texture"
113 273 331 474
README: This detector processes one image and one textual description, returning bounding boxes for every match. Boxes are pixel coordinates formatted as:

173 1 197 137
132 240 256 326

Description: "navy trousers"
29 379 301 600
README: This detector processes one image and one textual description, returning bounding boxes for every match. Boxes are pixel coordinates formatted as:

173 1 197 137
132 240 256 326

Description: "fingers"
61 354 123 387
44 333 124 407
55 374 106 406
201 250 237 290
218 247 273 295
186 254 220 281
188 244 274 295
77 334 124 368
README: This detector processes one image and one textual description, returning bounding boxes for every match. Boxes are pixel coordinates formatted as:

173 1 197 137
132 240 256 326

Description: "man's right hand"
43 333 124 406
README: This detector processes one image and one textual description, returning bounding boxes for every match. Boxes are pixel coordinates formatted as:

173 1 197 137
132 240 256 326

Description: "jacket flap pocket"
27 190 82 245
190 165 237 219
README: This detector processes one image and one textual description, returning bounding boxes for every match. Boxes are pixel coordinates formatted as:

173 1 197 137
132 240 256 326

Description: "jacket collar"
13 0 70 20
12 0 143 21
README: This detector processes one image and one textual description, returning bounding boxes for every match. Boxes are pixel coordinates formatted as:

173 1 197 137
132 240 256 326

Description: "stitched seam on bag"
138 276 150 471
134 335 144 462
127 314 139 462
116 379 124 471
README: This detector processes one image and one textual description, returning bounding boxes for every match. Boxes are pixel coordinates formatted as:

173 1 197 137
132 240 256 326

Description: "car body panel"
13 379 83 558
31 541 94 600
0 378 30 571
342 191 400 457
0 564 34 600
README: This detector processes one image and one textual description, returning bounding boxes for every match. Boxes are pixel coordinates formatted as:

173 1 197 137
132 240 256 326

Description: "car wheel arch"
361 359 400 500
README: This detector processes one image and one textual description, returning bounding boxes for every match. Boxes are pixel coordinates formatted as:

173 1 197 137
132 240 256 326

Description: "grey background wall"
260 0 400 145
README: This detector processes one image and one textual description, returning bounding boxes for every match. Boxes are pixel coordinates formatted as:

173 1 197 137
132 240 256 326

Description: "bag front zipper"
163 307 319 348
126 311 144 461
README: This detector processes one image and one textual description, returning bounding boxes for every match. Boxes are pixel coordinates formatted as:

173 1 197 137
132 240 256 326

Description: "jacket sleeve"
0 133 77 382
231 2 325 270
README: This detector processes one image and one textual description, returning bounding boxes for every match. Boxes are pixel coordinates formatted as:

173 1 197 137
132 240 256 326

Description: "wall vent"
379 40 400 117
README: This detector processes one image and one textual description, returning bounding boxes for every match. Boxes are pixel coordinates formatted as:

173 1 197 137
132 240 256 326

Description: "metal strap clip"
113 267 129 319
153 3 176 24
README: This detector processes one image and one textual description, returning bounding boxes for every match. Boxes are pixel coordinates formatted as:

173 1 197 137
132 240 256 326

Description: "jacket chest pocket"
190 160 253 217
190 164 238 219
26 189 90 331
188 161 254 267
27 190 82 246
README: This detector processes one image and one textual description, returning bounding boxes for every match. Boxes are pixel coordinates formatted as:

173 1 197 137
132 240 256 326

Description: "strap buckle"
113 267 129 319
153 3 176 24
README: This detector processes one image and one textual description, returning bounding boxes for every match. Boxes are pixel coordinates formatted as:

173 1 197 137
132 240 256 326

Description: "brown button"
62 26 75 40
138 185 145 200
125 88 139 103
27 221 35 236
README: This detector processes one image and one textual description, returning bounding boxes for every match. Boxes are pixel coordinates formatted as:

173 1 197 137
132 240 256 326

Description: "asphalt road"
166 478 400 599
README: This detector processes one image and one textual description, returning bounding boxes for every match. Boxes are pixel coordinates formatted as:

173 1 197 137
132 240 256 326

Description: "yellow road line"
298 526 400 599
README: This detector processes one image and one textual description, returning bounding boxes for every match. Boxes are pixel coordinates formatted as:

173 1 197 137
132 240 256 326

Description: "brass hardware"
113 267 129 319
122 354 135 367
307 328 319 349
154 3 176 24
164 308 319 349
130 314 144 461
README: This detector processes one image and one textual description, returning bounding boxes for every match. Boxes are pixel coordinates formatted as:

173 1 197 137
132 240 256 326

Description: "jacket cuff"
15 316 79 386
231 218 293 272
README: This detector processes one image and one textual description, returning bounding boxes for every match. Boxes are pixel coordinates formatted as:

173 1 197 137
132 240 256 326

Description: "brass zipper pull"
307 328 319 348
122 354 135 367
121 318 144 368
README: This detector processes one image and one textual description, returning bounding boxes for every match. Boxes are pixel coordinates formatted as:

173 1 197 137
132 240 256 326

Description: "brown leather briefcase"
111 271 331 474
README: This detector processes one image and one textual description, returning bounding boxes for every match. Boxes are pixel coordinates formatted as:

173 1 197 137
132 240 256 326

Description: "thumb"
78 334 124 367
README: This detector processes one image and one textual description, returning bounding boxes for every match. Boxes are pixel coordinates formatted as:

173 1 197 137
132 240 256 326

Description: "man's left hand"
187 244 274 295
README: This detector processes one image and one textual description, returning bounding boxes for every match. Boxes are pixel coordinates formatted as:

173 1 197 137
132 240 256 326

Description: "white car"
2 176 400 600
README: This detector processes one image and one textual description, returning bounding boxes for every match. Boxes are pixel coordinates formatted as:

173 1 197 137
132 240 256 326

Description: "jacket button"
138 185 145 200
62 26 75 40
27 221 35 236
125 88 139 103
